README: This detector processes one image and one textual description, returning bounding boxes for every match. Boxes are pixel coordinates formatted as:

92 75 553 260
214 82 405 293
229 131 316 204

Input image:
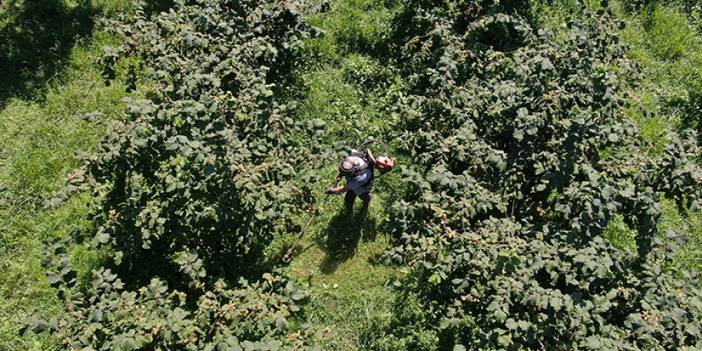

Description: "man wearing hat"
325 147 395 209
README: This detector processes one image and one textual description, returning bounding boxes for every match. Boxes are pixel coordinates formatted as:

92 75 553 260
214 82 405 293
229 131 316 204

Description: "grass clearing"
619 1 702 139
280 0 406 348
0 1 146 349
644 5 698 61
615 1 702 273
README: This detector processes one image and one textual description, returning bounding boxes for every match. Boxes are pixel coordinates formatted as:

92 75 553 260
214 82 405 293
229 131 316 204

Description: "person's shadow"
319 203 377 274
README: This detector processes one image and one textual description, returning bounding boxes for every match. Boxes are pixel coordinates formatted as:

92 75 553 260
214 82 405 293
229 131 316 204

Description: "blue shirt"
346 164 374 195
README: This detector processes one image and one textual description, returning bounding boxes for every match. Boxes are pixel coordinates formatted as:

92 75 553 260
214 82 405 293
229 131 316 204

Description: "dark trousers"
345 191 371 209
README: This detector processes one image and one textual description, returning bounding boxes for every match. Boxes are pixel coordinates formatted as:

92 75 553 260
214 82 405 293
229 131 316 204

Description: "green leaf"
96 232 110 244
291 291 305 301
275 317 288 330
46 273 61 285
497 334 512 347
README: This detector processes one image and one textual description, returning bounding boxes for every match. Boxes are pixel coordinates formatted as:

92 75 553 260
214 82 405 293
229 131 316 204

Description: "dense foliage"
25 248 308 350
87 0 320 284
26 0 321 349
371 0 702 349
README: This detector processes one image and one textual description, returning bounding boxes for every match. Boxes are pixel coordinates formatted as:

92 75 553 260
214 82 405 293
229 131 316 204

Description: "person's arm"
366 148 376 166
326 175 347 194
326 185 347 194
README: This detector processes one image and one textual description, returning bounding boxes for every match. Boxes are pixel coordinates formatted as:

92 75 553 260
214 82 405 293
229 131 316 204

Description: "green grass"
603 214 638 252
305 0 396 60
659 198 702 273
643 5 698 61
615 1 702 272
277 0 407 348
0 1 146 349
617 1 702 143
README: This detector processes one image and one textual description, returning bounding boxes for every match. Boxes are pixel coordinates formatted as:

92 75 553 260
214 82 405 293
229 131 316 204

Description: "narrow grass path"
614 1 702 274
281 0 405 348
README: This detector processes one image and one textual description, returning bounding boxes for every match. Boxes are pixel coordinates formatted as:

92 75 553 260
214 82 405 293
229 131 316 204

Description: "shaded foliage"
82 0 321 287
0 0 97 105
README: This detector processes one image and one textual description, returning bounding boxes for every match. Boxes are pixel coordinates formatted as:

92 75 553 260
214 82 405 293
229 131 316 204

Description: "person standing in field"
325 147 395 210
